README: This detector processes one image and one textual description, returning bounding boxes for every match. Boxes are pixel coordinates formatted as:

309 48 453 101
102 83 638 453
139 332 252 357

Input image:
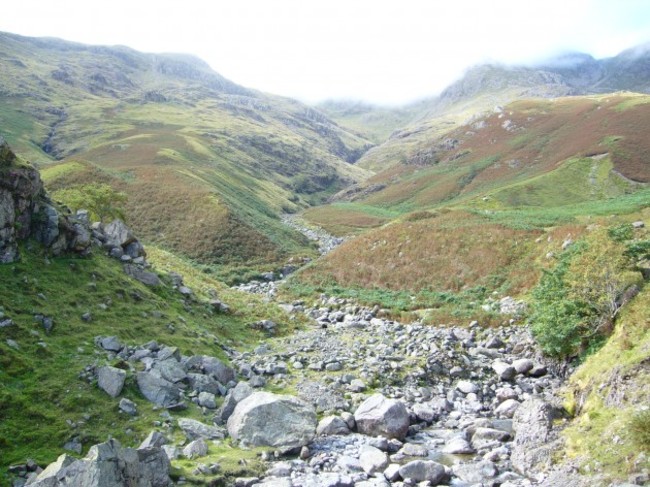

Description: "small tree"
53 183 127 222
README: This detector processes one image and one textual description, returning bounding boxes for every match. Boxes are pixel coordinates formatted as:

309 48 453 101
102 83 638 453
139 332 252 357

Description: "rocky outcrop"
0 136 87 263
227 392 317 450
25 438 171 486
0 137 149 268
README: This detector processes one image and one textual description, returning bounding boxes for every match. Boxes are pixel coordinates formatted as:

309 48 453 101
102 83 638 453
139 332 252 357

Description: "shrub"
53 183 127 222
607 223 633 242
629 409 650 449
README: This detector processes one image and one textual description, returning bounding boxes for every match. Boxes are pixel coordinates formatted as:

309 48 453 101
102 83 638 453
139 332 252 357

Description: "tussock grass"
0 245 304 481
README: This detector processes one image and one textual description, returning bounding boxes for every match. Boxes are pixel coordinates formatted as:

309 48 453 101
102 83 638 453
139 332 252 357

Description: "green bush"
530 249 593 357
607 223 633 242
629 409 650 449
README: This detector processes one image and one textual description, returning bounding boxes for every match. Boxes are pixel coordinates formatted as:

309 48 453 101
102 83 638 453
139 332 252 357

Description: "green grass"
0 243 304 482
562 285 650 480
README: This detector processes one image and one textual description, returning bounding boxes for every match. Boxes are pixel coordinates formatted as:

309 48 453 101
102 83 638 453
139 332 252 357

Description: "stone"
492 361 516 381
398 460 447 484
26 454 75 486
136 372 181 408
359 445 389 475
354 394 410 440
442 436 475 454
512 358 534 374
214 381 253 423
456 380 479 394
453 460 498 483
154 359 187 383
104 219 136 248
384 463 402 482
119 398 137 416
187 373 222 396
202 356 236 384
316 416 350 436
26 438 171 486
399 443 428 457
178 418 226 440
227 392 317 450
349 379 366 392
124 265 161 286
511 398 555 474
412 403 437 423
183 438 208 459
198 391 217 409
97 366 126 398
97 336 123 352
139 431 168 449
495 398 520 418
472 427 510 449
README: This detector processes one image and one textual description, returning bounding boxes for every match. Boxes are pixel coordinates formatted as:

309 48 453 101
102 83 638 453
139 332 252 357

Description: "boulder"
124 265 161 286
495 398 520 418
492 361 516 381
177 418 225 441
139 431 168 449
202 356 236 384
354 394 410 440
453 460 498 483
25 438 171 486
104 219 136 248
456 380 479 394
214 381 253 423
316 416 350 436
511 398 555 474
397 460 447 484
442 436 475 454
227 392 316 450
96 336 123 352
183 438 208 459
513 358 534 374
136 372 181 408
359 445 389 475
97 366 126 398
118 398 137 416
198 391 217 409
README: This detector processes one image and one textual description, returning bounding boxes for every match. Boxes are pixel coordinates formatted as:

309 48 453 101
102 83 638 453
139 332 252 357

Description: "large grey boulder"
153 359 188 383
136 371 181 408
316 416 350 436
354 394 410 440
511 397 555 474
97 366 126 398
104 219 136 248
398 460 447 484
202 356 236 384
26 438 171 486
124 265 161 286
215 381 253 423
227 392 317 450
178 418 226 440
359 445 389 475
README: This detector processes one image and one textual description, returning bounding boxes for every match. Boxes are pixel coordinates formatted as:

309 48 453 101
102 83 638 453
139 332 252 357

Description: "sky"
1 0 650 105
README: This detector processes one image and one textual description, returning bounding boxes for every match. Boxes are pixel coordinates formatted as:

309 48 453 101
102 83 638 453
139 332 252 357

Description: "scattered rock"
354 394 410 440
227 392 317 450
97 365 126 398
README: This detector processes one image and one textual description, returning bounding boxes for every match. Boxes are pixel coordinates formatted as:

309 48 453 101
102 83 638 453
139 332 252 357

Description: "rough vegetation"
1 32 650 487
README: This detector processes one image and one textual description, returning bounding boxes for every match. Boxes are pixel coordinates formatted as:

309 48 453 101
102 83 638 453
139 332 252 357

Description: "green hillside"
0 32 373 277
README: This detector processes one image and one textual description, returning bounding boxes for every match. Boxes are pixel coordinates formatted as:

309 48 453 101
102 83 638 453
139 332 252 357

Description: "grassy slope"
294 94 650 323
562 283 650 479
0 243 306 484
316 99 431 144
0 32 372 274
